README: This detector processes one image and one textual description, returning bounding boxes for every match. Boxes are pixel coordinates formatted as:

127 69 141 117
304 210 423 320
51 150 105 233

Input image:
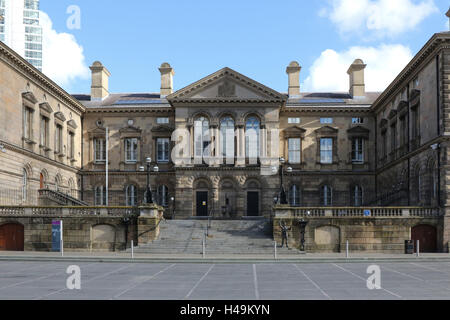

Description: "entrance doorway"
247 192 259 216
411 224 437 253
0 223 24 251
196 191 208 216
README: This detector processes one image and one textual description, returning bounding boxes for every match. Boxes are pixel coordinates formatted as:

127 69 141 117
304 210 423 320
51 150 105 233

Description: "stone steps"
131 219 300 255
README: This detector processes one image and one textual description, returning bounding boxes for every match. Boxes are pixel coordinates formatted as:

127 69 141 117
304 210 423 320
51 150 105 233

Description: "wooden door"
0 223 24 251
412 224 437 253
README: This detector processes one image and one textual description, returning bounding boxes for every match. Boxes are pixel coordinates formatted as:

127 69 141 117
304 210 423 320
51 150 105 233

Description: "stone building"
0 31 449 229
0 40 84 206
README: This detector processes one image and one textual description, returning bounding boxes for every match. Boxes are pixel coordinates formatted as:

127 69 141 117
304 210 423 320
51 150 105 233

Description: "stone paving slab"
0 261 448 300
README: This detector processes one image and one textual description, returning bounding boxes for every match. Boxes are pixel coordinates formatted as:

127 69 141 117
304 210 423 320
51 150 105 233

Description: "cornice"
281 106 373 114
85 107 174 114
372 33 450 112
0 42 86 115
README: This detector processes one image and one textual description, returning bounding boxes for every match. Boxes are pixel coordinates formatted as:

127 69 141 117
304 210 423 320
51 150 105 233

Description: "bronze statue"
279 221 291 248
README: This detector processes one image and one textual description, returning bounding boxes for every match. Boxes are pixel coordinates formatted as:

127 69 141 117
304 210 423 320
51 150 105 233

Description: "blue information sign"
364 210 371 217
52 220 62 252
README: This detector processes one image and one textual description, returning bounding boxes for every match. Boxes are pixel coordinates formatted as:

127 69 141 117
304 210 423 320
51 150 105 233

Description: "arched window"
416 167 422 203
220 116 235 160
126 185 137 206
321 185 332 206
245 116 260 160
157 185 169 207
289 185 300 207
194 116 210 160
22 169 27 202
95 186 106 206
353 185 363 207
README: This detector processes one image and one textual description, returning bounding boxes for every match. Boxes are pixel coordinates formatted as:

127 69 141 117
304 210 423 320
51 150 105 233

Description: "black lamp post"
278 157 293 205
140 157 156 204
298 219 309 252
170 196 175 219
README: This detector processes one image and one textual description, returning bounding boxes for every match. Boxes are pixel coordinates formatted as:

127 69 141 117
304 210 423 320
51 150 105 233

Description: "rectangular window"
352 117 364 124
125 138 138 162
400 117 407 147
352 138 364 163
288 118 301 124
95 186 107 206
288 138 301 164
381 132 387 159
391 124 397 153
157 117 169 124
320 118 333 124
55 124 62 154
40 116 48 146
94 139 106 162
412 108 419 139
23 107 32 140
68 132 75 159
157 138 170 163
320 138 333 164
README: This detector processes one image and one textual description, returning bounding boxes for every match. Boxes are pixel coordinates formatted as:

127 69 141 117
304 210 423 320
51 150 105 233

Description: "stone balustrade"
0 205 140 217
274 205 442 218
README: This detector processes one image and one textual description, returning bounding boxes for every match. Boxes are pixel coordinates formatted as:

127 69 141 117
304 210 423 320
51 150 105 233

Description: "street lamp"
170 196 175 219
298 219 309 252
140 157 153 204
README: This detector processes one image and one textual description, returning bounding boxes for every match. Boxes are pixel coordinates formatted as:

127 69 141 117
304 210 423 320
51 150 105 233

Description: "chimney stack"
347 59 366 98
159 62 174 97
90 61 111 101
286 61 301 97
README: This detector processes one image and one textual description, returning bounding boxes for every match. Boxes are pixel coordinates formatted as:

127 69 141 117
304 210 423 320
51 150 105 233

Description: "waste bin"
405 240 414 254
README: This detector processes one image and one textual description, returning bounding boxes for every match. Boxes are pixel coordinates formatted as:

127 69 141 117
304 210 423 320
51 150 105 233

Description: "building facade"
0 31 449 227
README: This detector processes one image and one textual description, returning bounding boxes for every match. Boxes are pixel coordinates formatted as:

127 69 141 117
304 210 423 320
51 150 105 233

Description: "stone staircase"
38 189 88 206
132 218 299 255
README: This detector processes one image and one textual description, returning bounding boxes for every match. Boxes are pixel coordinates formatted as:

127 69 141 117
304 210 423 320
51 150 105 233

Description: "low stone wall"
0 205 163 252
273 206 444 253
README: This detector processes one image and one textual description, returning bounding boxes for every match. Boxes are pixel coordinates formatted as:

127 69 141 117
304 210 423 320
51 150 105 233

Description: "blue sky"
39 0 450 95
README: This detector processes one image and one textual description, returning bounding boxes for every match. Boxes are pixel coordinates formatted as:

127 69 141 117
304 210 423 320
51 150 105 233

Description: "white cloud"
303 44 413 92
40 11 89 89
321 0 438 37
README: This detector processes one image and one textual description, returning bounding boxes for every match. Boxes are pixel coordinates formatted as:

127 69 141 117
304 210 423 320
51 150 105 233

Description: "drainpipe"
407 84 411 206
374 113 378 204
80 114 84 201
436 54 442 207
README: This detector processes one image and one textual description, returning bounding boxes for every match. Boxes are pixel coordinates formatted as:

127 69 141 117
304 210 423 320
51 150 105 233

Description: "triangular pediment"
315 126 338 135
22 91 38 104
347 125 370 134
54 111 66 122
283 126 306 138
39 102 53 114
167 67 287 104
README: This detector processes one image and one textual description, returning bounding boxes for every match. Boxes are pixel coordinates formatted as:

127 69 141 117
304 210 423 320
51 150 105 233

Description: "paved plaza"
0 260 450 300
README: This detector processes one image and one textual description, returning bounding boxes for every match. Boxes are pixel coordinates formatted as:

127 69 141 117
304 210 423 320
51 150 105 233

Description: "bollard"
202 237 206 259
131 240 134 259
61 239 64 257
346 240 349 258
416 240 420 257
274 241 277 260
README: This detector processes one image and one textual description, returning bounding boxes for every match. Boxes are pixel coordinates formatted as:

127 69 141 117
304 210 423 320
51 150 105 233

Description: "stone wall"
0 205 163 252
273 206 443 253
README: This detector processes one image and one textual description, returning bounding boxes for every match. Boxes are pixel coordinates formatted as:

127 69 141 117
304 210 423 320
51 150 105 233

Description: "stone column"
236 125 245 167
